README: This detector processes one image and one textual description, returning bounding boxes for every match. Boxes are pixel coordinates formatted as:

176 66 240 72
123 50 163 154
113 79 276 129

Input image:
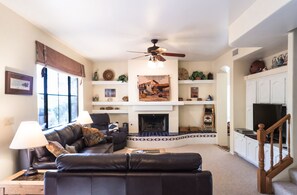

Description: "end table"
0 170 46 195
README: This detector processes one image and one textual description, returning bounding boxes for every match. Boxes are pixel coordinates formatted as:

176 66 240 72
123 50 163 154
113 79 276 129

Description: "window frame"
38 66 78 129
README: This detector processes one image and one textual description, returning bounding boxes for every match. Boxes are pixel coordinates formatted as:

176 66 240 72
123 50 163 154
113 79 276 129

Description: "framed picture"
191 87 199 98
5 71 33 95
105 88 116 97
138 75 170 101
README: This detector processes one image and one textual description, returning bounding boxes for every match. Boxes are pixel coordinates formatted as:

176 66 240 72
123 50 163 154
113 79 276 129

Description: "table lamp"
76 111 93 127
10 121 48 176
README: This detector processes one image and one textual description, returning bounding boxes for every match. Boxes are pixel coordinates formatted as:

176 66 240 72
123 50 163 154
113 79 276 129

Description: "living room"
1 0 297 194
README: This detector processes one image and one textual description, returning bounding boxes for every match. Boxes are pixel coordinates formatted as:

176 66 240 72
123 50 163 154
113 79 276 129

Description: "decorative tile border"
127 133 216 142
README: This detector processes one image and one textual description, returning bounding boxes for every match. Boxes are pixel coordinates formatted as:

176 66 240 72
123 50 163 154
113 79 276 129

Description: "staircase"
273 168 297 195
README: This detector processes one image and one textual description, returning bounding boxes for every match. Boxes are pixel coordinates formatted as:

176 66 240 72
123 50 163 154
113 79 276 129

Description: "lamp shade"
77 111 93 125
10 121 48 149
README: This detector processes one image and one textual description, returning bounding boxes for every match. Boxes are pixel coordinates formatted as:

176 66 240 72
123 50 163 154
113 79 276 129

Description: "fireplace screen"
138 114 169 133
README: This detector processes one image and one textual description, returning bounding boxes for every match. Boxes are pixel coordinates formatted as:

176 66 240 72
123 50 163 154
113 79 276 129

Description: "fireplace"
138 114 169 133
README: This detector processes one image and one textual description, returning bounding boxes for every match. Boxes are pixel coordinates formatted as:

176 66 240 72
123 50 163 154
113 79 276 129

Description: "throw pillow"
46 141 69 157
65 144 77 153
108 122 119 133
82 127 105 146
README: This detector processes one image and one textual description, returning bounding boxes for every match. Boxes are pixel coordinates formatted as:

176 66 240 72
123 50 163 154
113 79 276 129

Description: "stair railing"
257 114 293 194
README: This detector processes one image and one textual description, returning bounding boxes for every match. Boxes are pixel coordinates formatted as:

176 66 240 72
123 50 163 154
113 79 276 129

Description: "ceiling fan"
128 39 186 62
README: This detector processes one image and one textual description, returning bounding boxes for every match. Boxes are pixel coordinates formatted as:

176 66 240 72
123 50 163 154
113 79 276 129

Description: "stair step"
290 168 297 185
273 181 297 195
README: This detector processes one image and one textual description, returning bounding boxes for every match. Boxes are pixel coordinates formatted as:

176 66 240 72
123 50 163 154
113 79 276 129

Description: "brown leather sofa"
44 153 213 195
31 123 113 169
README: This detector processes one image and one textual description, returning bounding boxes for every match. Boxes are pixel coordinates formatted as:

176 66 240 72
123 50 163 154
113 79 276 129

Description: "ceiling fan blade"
155 55 166 62
162 52 186 58
156 47 167 53
131 54 149 60
127 50 148 54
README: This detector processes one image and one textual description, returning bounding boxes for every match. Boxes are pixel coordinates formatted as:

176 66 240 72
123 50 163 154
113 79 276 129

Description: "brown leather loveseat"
44 153 213 195
31 123 113 169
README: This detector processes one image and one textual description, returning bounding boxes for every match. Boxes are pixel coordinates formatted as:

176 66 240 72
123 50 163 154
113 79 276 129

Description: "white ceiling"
0 0 256 62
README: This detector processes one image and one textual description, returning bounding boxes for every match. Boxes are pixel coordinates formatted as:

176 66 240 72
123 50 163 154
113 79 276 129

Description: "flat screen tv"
253 103 286 142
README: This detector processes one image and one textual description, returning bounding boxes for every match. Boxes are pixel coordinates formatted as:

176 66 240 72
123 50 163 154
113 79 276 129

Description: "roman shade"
35 41 85 77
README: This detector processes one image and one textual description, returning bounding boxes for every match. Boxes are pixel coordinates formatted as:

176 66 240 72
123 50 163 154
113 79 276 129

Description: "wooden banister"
257 114 293 194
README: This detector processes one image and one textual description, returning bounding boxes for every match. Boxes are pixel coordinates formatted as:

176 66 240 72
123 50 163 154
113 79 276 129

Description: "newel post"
257 124 267 193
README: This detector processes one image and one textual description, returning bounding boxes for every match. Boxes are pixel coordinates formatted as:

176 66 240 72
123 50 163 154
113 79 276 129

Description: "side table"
0 170 46 195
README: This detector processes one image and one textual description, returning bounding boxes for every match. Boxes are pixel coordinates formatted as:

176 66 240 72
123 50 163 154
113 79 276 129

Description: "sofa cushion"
56 153 128 171
79 142 113 154
70 138 85 152
65 144 77 153
108 122 119 132
129 153 202 172
82 127 105 146
46 141 69 157
35 129 61 161
71 124 83 141
55 125 76 146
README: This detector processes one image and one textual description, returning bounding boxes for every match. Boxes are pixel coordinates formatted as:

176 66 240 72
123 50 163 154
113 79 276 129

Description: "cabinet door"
234 132 246 157
270 73 286 104
246 80 257 129
246 137 258 166
257 77 270 103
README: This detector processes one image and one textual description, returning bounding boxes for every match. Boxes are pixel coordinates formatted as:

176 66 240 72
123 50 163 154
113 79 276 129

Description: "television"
253 103 286 142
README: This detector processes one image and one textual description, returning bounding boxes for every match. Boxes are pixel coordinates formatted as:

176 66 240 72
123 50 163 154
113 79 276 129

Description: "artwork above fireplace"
138 114 169 133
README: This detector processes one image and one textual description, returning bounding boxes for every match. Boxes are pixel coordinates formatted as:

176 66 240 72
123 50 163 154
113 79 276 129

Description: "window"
37 65 78 129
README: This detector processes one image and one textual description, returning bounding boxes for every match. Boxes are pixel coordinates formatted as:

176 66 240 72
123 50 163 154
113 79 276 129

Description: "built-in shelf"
92 101 214 106
178 80 215 84
92 81 128 85
92 110 128 114
182 101 215 105
244 66 287 80
92 101 130 106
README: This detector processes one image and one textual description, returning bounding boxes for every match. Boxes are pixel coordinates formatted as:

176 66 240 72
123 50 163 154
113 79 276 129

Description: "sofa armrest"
119 127 128 133
105 135 113 144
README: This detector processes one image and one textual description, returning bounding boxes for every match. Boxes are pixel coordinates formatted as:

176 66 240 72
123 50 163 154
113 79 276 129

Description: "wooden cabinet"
245 136 258 166
246 80 257 130
234 131 288 170
234 131 246 157
270 74 286 104
245 67 287 129
257 77 270 103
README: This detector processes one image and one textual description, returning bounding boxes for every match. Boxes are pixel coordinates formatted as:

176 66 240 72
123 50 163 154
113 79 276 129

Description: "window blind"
35 41 85 77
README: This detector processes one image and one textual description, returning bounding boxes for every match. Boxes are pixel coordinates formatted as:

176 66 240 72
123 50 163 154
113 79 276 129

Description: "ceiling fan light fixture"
147 57 156 68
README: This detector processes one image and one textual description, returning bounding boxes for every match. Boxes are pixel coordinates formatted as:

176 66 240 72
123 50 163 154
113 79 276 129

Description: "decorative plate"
103 69 114 80
178 68 189 80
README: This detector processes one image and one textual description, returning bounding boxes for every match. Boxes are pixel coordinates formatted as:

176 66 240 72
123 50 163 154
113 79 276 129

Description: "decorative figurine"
93 71 99 81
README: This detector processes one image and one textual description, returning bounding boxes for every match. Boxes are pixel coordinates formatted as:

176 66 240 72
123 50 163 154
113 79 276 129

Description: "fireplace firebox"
138 114 169 133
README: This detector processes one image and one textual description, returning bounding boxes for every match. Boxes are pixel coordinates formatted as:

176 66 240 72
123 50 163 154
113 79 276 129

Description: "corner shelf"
182 101 215 105
92 110 129 114
92 101 130 106
92 81 128 85
178 80 215 84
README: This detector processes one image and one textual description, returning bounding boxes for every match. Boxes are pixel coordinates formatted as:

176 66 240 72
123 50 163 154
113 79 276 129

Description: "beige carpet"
115 144 264 195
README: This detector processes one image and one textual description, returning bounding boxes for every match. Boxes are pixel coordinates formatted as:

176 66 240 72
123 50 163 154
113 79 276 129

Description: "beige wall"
0 4 92 179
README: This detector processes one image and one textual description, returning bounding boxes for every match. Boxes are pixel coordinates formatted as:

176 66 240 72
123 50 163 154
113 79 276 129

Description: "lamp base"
24 166 38 176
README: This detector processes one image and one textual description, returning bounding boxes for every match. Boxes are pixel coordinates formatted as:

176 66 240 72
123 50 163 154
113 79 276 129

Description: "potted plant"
189 71 206 80
117 74 128 82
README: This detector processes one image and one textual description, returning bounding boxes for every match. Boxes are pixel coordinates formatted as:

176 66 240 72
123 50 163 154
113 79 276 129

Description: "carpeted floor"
115 144 265 195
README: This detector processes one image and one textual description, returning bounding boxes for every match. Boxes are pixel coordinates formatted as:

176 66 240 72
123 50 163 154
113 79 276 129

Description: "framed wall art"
5 71 33 95
138 75 170 101
191 87 199 98
105 88 116 97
